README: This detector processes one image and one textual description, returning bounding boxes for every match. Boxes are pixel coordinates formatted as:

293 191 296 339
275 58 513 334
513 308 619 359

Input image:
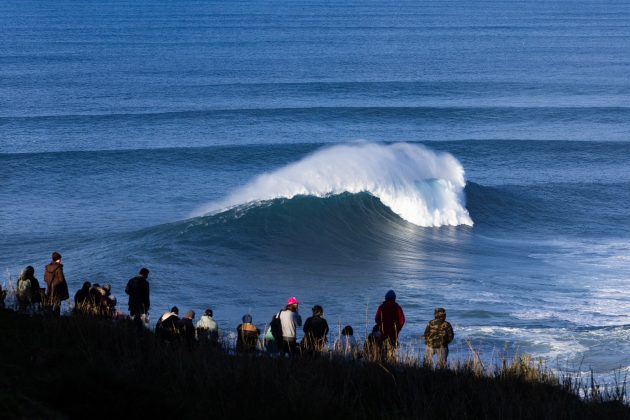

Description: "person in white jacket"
196 308 219 344
279 296 302 356
333 325 359 358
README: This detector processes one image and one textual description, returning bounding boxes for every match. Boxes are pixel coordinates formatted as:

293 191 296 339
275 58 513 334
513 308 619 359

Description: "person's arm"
423 322 431 343
397 306 405 330
374 305 382 324
446 323 454 344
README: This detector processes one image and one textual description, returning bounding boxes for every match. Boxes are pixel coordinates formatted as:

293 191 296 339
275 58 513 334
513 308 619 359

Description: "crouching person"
423 307 454 369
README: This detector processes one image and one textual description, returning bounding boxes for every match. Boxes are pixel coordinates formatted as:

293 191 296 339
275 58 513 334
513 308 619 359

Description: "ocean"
2 0 629 378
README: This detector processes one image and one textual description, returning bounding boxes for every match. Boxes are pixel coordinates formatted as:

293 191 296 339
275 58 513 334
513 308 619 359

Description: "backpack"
270 310 284 344
17 278 32 301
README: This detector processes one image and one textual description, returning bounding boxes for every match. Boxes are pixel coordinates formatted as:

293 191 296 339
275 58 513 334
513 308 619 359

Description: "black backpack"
270 310 284 344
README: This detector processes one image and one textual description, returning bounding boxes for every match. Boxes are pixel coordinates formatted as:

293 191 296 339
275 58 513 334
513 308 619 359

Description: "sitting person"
100 283 117 317
16 266 42 313
155 306 180 343
363 324 384 361
178 310 196 349
301 305 329 355
333 325 359 358
74 281 92 313
196 308 219 344
236 314 260 353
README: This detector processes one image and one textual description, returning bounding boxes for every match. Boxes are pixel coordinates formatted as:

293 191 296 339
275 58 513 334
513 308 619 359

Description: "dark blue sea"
2 0 630 378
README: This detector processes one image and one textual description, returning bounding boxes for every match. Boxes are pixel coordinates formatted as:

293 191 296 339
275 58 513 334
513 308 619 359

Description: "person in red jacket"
374 289 405 348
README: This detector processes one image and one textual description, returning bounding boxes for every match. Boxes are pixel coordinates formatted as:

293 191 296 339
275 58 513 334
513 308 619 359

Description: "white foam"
193 142 473 227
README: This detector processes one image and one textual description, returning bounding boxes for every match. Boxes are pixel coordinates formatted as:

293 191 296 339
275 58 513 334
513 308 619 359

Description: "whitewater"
195 143 473 227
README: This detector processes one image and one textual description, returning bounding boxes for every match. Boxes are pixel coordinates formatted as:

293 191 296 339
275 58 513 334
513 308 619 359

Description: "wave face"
194 143 473 227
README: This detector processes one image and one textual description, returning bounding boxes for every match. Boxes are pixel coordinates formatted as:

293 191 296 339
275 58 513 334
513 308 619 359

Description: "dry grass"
0 310 628 419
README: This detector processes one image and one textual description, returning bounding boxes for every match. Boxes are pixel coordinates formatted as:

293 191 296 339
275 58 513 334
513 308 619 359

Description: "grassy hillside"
0 310 627 419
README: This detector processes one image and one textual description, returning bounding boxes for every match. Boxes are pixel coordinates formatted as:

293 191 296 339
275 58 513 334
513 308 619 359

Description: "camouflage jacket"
423 319 454 348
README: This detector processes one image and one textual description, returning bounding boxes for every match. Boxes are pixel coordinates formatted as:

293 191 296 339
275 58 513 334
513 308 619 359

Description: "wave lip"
194 142 473 227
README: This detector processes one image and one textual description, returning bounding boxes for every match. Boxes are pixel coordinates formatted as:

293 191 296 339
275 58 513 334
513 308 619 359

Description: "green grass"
0 310 628 419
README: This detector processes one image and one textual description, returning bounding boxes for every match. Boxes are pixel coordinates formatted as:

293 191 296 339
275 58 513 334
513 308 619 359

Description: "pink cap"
287 297 299 305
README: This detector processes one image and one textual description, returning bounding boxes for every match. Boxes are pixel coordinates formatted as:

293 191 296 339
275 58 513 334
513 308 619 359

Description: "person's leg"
437 347 449 368
424 347 435 368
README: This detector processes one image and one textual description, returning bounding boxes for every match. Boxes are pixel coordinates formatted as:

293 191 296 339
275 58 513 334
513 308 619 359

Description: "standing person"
16 266 42 313
374 289 405 349
196 308 219 345
423 307 454 369
279 297 302 356
44 252 70 315
125 267 150 320
236 314 260 353
301 305 329 355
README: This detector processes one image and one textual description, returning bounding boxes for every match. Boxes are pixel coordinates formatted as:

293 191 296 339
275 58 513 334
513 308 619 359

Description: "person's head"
434 307 446 320
82 281 92 291
385 289 396 301
139 267 149 278
372 324 380 333
242 314 253 324
51 251 62 263
184 310 195 319
286 296 299 311
312 305 323 317
341 325 354 336
21 265 35 279
102 283 111 294
204 308 213 317
170 306 179 315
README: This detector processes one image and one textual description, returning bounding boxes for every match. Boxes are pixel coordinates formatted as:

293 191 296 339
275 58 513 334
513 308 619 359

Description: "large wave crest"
193 142 473 227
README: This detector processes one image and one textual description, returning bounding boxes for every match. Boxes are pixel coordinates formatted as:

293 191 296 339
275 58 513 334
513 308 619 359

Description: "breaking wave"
193 142 472 227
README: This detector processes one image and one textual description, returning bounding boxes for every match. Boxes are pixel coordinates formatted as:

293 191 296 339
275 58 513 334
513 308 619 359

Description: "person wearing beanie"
44 251 70 315
196 308 220 344
374 289 405 350
236 313 260 353
423 308 454 368
301 305 329 355
279 296 302 356
125 267 150 319
177 309 196 349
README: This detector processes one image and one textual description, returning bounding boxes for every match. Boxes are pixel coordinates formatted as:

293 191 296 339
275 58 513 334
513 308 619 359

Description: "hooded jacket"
374 299 405 343
44 262 69 302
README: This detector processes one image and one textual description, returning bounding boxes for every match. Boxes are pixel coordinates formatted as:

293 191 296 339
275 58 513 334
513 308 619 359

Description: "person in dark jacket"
363 324 384 361
236 314 260 353
178 310 196 349
301 305 329 355
374 289 405 348
125 267 150 319
44 252 70 315
74 281 92 313
156 306 180 343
